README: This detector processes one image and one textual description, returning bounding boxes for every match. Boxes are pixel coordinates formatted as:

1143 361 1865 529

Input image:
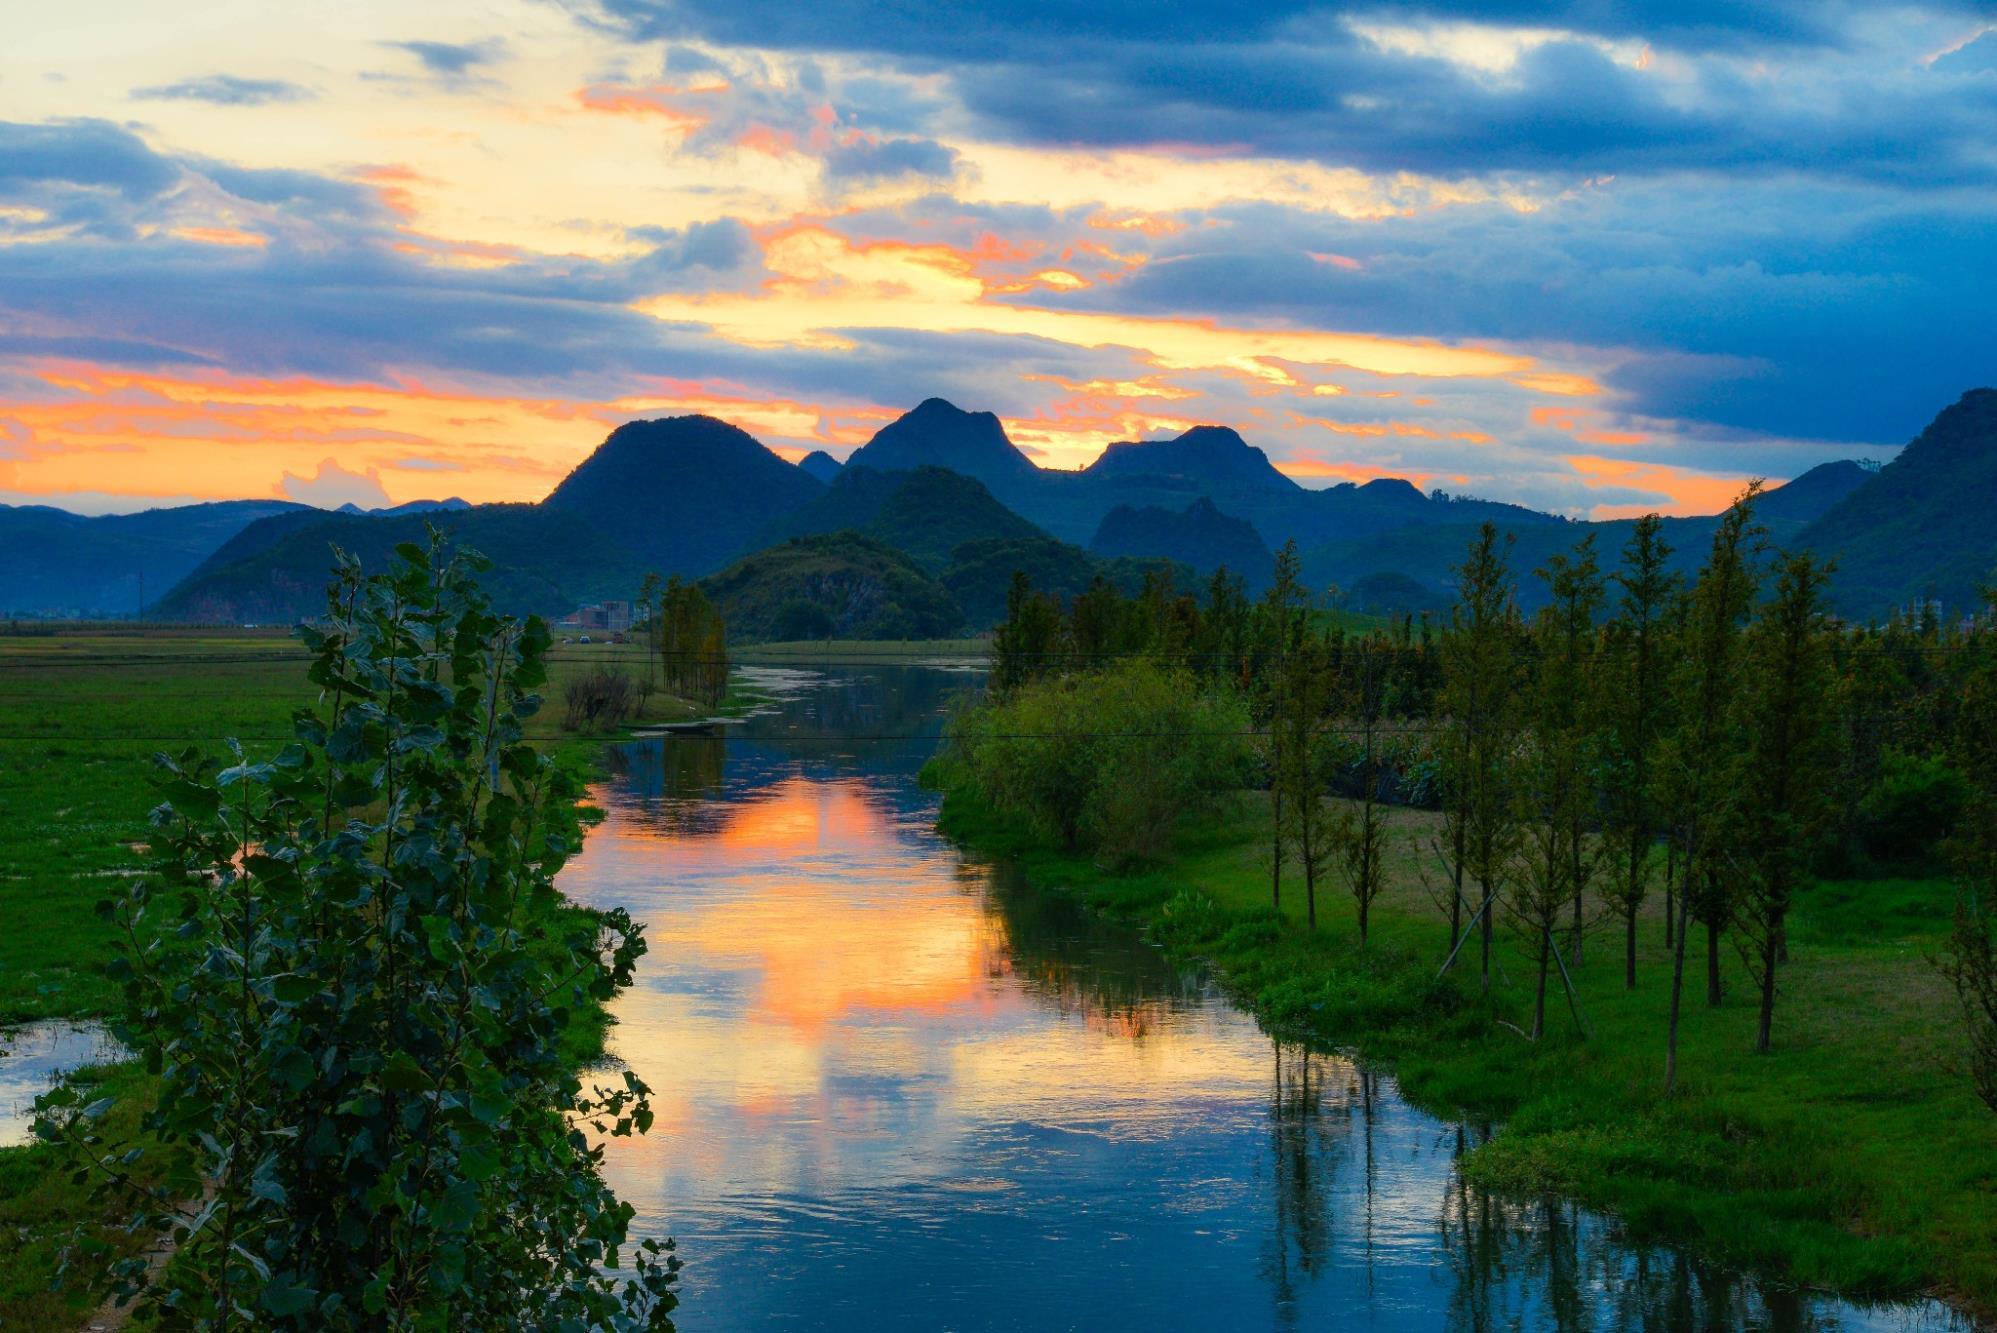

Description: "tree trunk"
1625 908 1638 991
1705 914 1723 1008
1664 881 1691 1093
1271 786 1283 912
1533 924 1551 1041
1359 893 1370 944
1449 820 1466 949
1479 873 1494 993
1303 817 1317 929
1754 911 1780 1054
1571 883 1584 969
1663 845 1677 948
1570 835 1585 969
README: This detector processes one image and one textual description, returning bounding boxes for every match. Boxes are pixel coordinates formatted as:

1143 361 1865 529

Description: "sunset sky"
3 0 1993 516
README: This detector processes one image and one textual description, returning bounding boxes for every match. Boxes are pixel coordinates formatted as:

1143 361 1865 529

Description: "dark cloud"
822 136 958 181
583 0 1882 60
575 1 1997 186
1034 179 1997 447
0 119 179 198
383 39 507 78
131 74 314 106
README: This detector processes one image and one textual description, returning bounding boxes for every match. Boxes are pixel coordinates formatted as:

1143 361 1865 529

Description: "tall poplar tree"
1731 550 1838 1054
1440 524 1523 990
1660 485 1761 1092
1598 516 1678 989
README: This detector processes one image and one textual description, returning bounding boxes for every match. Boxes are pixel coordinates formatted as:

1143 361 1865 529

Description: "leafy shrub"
40 540 678 1328
943 660 1252 866
1857 750 1969 864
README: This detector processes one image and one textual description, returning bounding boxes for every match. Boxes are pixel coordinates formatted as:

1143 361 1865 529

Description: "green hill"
1799 388 1997 615
1090 496 1274 585
762 466 1047 570
155 505 642 623
700 532 964 641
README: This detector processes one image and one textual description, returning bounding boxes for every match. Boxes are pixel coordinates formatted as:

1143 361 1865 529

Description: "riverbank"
0 629 713 1326
931 782 1997 1320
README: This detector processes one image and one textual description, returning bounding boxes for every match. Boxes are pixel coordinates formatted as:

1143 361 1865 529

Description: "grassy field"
0 626 705 1326
935 785 1997 1319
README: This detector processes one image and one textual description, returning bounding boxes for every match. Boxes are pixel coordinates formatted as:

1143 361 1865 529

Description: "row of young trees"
637 573 730 708
972 491 1997 1099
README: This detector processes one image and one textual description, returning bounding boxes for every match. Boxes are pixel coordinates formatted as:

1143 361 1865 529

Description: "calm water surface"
558 665 1959 1332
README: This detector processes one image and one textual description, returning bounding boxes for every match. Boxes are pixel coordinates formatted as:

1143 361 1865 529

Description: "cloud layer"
0 0 1991 515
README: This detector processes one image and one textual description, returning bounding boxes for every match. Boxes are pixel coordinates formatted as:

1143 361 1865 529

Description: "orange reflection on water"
581 777 1012 1032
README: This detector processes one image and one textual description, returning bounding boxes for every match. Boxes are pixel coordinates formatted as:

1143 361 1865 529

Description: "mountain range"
5 388 1991 631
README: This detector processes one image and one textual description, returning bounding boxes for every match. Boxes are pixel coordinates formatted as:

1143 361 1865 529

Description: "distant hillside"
0 499 308 616
156 505 641 623
1345 570 1448 616
1083 426 1298 493
1800 388 1997 614
939 534 1198 631
842 398 1038 490
700 532 963 641
796 450 844 484
941 535 1101 630
1090 497 1274 584
1301 457 1885 616
335 498 471 517
765 466 1047 570
542 415 824 575
1755 459 1875 524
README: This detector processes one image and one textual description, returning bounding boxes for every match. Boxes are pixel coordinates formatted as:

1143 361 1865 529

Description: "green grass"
934 785 1997 1319
0 627 699 1324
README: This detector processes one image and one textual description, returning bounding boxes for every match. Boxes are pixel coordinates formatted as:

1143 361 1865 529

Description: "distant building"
557 599 633 633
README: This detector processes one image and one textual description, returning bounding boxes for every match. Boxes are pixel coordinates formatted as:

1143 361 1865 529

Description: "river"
557 663 1957 1332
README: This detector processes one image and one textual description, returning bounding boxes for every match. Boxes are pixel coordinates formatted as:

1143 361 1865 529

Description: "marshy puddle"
0 1020 125 1148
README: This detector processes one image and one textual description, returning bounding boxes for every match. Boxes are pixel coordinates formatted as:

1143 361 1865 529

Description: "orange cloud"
1568 454 1759 519
1278 456 1436 489
171 226 268 249
1308 251 1363 270
573 83 714 133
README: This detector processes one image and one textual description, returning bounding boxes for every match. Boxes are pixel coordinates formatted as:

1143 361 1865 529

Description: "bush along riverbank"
3 541 688 1329
929 513 1997 1320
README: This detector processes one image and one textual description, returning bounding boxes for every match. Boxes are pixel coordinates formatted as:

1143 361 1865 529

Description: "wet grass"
933 785 1997 1320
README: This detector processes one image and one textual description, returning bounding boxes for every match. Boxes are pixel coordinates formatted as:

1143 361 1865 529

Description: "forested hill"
1091 498 1275 586
1798 388 1997 615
